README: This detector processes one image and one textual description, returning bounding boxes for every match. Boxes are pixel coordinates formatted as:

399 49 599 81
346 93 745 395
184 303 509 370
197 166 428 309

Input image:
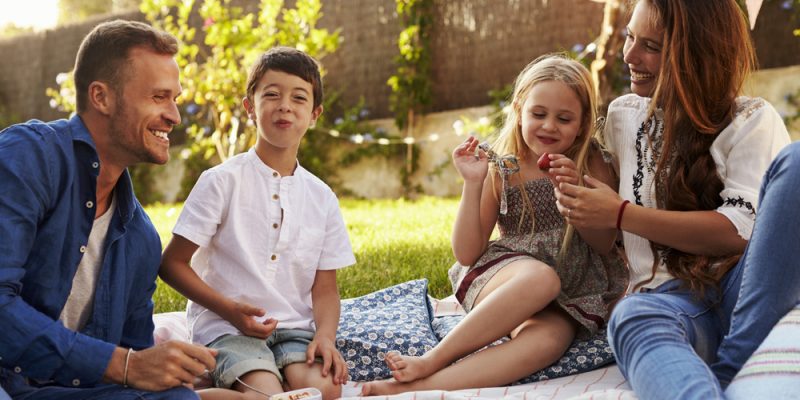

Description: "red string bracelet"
616 200 630 230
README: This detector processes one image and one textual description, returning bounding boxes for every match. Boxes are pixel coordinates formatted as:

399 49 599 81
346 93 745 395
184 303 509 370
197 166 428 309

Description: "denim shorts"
207 329 315 388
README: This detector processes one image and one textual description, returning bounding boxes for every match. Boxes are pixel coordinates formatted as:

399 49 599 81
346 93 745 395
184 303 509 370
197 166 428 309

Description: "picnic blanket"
153 280 800 399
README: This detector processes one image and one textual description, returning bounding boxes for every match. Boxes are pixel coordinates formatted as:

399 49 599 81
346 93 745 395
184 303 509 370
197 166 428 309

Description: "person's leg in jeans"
608 281 724 400
712 141 800 387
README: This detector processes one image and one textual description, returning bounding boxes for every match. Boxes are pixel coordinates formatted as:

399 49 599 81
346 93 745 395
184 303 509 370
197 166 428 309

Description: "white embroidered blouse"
603 94 791 291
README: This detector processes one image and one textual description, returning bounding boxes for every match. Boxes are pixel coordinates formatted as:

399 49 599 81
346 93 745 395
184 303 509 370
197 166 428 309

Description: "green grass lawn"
148 197 461 313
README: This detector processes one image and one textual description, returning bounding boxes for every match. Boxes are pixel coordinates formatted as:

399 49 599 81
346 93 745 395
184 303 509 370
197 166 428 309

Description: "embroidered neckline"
632 115 664 206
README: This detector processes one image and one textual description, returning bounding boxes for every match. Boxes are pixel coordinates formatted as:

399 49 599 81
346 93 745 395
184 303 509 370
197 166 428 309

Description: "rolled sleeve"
711 100 791 240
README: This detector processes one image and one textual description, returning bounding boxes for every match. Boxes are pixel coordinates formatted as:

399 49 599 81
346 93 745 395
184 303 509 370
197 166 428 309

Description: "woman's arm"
556 178 746 256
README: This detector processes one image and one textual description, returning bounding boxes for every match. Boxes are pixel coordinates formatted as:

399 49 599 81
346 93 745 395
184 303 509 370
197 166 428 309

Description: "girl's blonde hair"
491 54 602 264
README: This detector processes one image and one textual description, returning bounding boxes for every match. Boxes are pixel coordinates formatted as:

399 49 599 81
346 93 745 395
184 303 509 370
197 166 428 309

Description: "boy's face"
244 69 322 155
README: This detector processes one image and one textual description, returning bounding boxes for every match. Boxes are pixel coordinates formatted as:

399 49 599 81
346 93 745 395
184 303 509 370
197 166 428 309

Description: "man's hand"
104 341 217 391
306 336 348 385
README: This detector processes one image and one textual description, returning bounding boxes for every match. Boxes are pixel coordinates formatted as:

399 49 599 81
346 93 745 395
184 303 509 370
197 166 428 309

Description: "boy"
160 47 355 400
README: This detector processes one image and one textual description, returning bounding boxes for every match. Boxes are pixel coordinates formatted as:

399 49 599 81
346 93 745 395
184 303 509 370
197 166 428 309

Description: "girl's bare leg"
362 306 576 395
362 259 567 393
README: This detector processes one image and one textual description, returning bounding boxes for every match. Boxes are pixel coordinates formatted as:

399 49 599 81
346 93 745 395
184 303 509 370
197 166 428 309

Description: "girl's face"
519 80 583 158
623 1 664 98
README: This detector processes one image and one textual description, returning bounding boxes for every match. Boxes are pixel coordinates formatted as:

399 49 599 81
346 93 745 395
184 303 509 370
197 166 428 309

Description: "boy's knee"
317 383 342 400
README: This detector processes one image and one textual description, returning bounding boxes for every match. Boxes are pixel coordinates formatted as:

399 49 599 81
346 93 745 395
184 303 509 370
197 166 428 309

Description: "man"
0 20 215 399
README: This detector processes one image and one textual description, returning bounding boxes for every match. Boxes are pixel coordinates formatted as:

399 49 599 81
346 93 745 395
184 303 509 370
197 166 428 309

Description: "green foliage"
149 197 461 313
140 0 341 164
387 0 433 130
0 23 35 38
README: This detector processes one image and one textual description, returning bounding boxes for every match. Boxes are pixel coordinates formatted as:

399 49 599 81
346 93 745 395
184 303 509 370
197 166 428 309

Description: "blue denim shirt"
0 116 161 388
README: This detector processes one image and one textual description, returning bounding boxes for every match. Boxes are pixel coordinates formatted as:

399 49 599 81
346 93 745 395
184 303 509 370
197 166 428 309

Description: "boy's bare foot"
384 352 436 383
360 379 409 396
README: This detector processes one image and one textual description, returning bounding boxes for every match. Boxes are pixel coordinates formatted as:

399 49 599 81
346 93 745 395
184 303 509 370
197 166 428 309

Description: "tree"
58 0 141 25
140 0 341 163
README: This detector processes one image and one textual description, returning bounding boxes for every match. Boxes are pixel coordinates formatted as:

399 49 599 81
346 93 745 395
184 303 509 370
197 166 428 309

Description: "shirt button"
92 162 99 168
272 172 278 178
270 254 277 261
72 379 80 386
272 194 279 200
85 201 94 208
80 245 87 253
272 223 279 229
13 366 21 373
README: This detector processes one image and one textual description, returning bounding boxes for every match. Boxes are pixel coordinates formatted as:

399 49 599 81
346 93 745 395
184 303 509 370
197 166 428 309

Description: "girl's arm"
451 137 500 266
309 270 347 384
160 235 277 338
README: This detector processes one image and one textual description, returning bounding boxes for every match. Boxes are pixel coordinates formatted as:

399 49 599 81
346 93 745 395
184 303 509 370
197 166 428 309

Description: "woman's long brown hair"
638 0 756 293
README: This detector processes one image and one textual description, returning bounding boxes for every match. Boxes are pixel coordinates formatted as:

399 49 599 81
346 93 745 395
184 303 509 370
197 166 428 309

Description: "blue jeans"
608 141 800 400
1 370 198 400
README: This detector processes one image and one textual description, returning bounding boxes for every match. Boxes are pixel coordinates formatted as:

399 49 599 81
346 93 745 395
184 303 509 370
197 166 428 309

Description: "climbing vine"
388 0 433 196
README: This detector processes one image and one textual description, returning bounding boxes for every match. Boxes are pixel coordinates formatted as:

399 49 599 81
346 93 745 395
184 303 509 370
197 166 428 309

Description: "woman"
553 0 797 398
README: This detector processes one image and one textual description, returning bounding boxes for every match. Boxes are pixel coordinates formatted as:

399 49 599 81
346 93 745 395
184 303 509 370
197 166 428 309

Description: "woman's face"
623 1 664 98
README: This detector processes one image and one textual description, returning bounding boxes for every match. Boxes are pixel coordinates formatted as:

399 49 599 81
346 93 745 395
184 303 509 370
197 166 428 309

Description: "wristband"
123 348 135 387
616 200 630 230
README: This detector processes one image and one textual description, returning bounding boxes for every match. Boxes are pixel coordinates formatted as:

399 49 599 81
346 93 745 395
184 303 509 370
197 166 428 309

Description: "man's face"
108 47 182 166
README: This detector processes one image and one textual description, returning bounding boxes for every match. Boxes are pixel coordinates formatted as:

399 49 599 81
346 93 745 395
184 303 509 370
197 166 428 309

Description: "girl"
554 1 795 398
362 54 627 395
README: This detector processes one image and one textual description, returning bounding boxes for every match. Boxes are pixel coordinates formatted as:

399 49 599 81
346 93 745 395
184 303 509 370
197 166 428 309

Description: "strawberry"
537 152 551 171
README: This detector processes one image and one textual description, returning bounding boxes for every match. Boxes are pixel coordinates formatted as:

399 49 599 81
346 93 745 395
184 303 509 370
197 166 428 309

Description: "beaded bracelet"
616 200 631 230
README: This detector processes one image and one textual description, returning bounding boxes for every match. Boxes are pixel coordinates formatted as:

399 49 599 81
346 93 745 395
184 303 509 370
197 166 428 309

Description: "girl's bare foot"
384 351 436 382
360 379 410 396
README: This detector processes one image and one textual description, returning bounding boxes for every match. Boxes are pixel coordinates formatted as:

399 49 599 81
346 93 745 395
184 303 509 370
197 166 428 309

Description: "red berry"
537 153 551 170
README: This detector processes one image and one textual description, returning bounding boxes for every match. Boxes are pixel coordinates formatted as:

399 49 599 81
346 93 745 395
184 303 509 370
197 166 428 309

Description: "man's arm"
0 126 117 386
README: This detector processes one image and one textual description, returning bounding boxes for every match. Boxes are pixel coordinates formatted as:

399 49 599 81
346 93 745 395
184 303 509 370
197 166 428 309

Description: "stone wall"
1 0 798 124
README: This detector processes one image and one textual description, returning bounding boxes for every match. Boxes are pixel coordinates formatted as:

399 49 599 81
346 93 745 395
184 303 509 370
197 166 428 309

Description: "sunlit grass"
147 197 460 313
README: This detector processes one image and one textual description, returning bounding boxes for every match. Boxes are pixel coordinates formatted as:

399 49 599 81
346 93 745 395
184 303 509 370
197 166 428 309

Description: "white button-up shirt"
174 149 356 345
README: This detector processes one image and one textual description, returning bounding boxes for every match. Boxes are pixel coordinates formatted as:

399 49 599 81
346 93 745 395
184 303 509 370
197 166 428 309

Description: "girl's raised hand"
452 136 489 183
546 154 579 185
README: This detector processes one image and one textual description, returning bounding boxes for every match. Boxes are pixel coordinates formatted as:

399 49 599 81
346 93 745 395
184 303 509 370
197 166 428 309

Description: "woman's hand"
555 175 624 230
452 136 489 183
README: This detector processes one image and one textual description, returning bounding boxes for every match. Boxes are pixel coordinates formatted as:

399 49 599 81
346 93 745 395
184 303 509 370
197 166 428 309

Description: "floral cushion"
433 314 615 384
336 279 438 381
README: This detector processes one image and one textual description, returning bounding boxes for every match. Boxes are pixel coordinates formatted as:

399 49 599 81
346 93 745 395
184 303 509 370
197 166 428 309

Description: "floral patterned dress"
448 177 629 338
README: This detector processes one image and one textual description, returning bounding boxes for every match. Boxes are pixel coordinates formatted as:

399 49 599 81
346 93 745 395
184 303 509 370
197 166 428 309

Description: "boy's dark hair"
245 47 323 109
74 20 178 113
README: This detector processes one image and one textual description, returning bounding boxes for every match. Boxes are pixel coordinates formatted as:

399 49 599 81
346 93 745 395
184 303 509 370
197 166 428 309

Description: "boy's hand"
224 301 278 339
306 336 348 385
